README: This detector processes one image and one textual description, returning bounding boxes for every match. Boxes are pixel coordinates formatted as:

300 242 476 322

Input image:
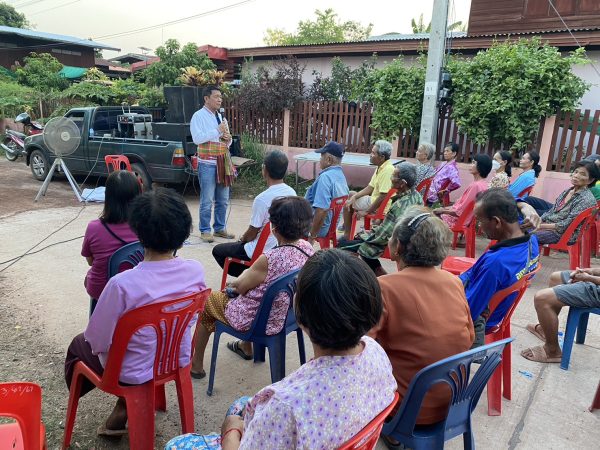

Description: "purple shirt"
81 219 138 299
427 160 461 204
84 258 206 385
239 336 397 449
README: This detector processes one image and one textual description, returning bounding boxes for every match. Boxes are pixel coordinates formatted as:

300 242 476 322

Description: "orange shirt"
369 266 474 424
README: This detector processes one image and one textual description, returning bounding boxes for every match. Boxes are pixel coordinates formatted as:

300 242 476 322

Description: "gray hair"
374 140 392 160
391 206 452 266
418 142 435 161
395 162 417 189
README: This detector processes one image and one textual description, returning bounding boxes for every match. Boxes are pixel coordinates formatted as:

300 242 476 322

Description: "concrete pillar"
282 109 290 151
532 115 557 198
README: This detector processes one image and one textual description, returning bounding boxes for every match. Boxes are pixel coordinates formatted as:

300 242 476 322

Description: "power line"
92 0 254 40
13 0 50 8
546 0 600 80
28 0 82 16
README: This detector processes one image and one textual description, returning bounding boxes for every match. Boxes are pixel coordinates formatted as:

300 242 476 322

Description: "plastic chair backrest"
0 382 43 450
100 290 210 390
551 206 595 249
246 269 300 337
338 392 399 450
249 223 271 263
105 155 132 172
485 265 539 334
517 186 533 198
416 177 433 201
451 201 476 230
325 196 348 238
383 338 513 439
107 241 145 279
369 189 398 220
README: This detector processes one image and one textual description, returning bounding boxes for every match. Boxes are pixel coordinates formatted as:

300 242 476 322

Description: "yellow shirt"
368 159 395 213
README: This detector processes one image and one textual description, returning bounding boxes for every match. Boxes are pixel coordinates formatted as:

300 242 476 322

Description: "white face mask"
492 160 501 171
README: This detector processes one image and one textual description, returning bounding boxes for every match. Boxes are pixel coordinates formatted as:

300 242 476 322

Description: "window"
65 111 85 132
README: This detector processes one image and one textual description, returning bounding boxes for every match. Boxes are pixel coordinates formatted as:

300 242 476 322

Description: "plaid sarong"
197 141 237 187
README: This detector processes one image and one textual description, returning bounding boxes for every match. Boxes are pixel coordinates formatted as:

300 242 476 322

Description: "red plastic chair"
62 290 211 450
441 240 498 275
517 186 534 198
541 206 596 270
416 177 433 202
316 196 348 249
438 178 452 207
0 382 46 450
590 380 600 412
105 154 132 172
220 223 271 289
484 266 539 416
337 392 399 450
449 201 477 258
349 189 397 237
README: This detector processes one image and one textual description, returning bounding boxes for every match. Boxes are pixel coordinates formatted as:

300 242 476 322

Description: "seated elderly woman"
529 159 599 245
337 162 423 277
65 188 206 436
426 142 461 205
369 206 474 445
415 142 437 186
165 249 397 450
82 170 140 314
433 154 492 228
191 196 315 379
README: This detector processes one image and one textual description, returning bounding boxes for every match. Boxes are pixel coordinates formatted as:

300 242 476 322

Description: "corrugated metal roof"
0 26 120 51
367 32 467 41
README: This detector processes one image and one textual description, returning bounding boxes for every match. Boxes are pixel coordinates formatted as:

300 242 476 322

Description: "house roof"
227 28 600 59
95 58 131 72
0 25 120 51
109 53 155 63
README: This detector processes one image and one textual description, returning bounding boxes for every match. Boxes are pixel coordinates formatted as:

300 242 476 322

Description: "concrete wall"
570 50 600 110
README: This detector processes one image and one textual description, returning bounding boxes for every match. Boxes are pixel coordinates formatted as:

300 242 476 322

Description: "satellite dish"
35 117 83 202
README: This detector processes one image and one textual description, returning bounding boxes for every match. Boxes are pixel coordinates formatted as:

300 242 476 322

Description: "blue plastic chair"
207 269 306 396
89 241 144 316
382 338 514 450
561 307 600 370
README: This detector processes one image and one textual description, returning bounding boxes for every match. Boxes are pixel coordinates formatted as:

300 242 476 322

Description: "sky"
9 0 472 58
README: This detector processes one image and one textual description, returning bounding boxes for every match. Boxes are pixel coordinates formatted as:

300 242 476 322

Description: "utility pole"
419 0 450 146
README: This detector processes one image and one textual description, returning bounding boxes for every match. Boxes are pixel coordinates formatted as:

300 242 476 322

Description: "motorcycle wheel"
3 138 19 161
30 149 50 181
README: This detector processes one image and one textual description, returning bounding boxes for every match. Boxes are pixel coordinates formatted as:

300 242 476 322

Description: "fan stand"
35 157 83 202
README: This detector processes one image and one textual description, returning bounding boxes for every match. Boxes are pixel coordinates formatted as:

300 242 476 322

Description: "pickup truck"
24 106 193 190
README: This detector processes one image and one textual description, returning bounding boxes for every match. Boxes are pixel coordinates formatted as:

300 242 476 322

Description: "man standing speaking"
191 85 236 242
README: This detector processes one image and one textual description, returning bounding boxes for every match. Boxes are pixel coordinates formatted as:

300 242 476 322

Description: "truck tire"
131 162 152 192
30 149 50 181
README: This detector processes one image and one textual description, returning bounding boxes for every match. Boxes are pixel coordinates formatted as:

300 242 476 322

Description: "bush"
15 52 69 92
59 81 115 105
0 81 37 118
448 38 589 149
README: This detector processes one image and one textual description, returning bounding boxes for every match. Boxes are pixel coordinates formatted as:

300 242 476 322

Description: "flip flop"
526 323 546 342
227 340 252 360
191 369 206 379
97 424 128 437
381 434 407 450
521 345 561 363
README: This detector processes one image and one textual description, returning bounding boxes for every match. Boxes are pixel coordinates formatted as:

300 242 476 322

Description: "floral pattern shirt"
225 240 314 335
427 160 461 203
416 162 436 186
489 172 510 189
239 336 397 450
539 187 596 244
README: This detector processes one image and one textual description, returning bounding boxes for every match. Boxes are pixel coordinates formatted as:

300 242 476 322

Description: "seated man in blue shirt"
305 142 349 244
460 188 540 346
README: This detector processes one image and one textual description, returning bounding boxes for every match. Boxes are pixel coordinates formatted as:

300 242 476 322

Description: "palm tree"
411 14 466 33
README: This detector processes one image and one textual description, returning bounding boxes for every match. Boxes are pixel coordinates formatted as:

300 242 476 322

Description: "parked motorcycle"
1 113 44 161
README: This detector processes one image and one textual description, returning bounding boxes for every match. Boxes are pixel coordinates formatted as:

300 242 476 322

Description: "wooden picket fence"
546 109 600 173
222 98 284 145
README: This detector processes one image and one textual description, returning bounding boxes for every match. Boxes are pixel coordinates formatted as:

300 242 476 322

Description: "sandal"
381 434 407 450
521 345 561 363
97 424 128 437
191 369 206 379
526 323 546 342
227 340 252 360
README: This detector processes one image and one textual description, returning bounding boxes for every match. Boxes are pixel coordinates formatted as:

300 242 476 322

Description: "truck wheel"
3 138 19 161
30 149 50 181
131 163 152 192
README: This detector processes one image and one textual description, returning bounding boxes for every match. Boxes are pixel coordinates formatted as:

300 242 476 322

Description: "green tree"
448 38 589 149
410 14 465 33
0 81 36 118
308 55 377 101
15 52 69 91
0 1 31 28
144 39 216 87
264 9 372 45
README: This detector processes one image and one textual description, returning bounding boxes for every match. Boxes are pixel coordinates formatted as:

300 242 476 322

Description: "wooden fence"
546 109 600 173
223 98 284 145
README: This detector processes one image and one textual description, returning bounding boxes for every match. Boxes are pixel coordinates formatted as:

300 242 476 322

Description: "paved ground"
0 158 598 449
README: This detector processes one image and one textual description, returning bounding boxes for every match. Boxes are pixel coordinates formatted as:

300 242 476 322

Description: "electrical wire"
0 204 86 273
0 235 83 265
13 0 49 8
546 0 600 80
92 0 254 40
28 0 82 16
